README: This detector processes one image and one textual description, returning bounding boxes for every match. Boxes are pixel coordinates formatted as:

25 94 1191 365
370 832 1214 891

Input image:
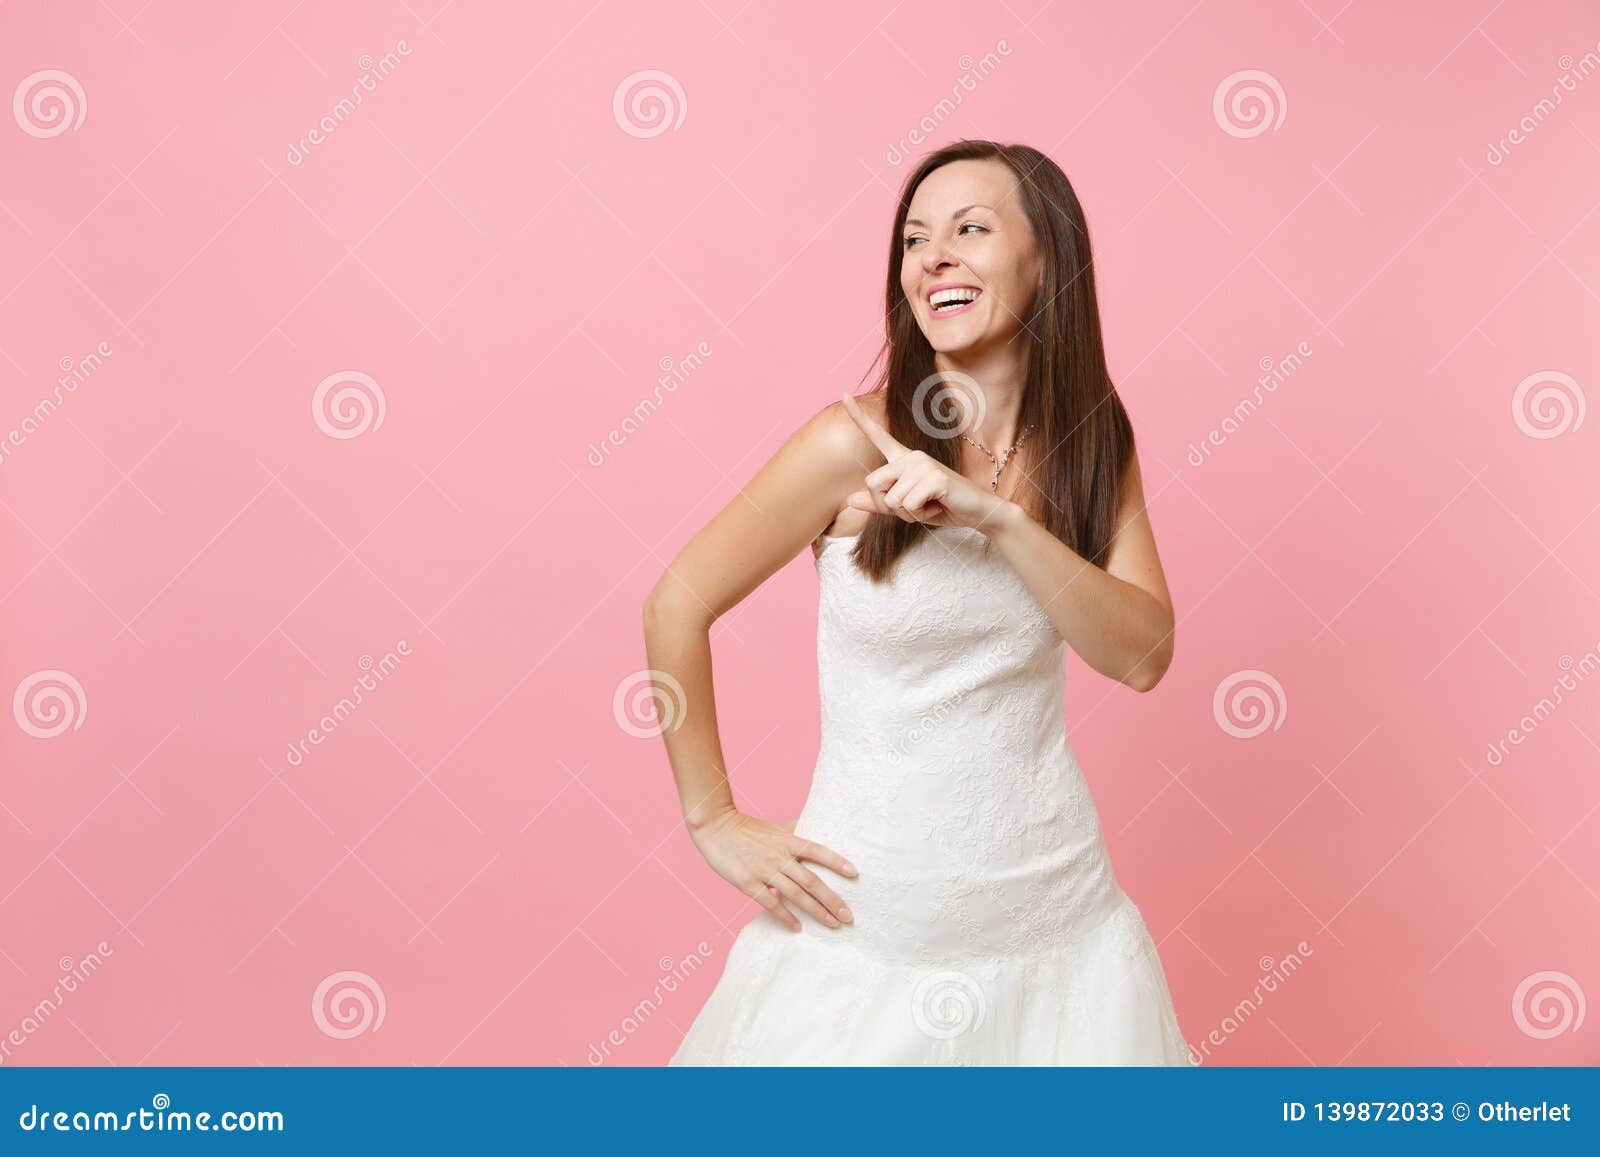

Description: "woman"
643 139 1195 1065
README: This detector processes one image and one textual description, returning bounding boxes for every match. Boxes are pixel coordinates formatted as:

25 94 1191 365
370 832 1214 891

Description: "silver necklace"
960 424 1034 491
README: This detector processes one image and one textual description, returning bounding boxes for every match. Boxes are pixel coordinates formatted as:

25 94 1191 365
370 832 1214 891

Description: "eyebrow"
903 203 994 230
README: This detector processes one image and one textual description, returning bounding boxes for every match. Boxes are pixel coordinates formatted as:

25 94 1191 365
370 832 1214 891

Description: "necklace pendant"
962 422 1033 494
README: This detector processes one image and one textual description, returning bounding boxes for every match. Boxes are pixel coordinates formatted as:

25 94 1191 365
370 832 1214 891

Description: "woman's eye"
959 221 987 235
902 236 923 248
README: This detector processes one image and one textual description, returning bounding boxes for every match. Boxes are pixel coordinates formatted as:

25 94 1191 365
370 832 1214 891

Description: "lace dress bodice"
797 524 1125 966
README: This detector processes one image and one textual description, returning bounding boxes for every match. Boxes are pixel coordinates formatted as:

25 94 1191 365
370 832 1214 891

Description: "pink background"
2 0 1597 1066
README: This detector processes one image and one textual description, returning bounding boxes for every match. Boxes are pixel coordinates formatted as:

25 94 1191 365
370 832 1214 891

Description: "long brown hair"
847 139 1134 582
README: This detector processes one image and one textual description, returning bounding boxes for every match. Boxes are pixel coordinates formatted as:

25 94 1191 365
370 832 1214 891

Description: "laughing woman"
643 139 1196 1065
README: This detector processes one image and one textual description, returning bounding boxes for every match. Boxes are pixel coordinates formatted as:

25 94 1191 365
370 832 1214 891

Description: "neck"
934 342 1029 448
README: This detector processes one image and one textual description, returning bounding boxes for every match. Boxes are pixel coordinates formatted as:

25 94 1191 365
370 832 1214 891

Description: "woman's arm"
642 400 872 929
833 393 1175 693
988 446 1175 691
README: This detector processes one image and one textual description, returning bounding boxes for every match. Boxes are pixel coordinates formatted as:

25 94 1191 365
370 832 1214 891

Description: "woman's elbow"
643 574 712 637
642 579 675 638
1126 619 1175 693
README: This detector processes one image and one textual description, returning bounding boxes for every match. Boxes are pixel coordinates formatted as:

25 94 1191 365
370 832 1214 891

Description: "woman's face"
899 158 1044 356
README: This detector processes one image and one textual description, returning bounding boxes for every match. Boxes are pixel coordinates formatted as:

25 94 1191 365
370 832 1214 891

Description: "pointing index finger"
840 391 909 461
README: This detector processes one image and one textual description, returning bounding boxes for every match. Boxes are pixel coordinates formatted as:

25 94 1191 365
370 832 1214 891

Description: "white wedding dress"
669 523 1196 1066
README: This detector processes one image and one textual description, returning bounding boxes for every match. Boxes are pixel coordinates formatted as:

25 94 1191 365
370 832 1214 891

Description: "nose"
921 240 956 275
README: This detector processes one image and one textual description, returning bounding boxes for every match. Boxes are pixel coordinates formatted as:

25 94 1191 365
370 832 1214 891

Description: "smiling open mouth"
929 287 982 313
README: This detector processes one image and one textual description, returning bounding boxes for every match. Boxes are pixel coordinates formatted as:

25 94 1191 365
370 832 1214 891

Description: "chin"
923 326 997 357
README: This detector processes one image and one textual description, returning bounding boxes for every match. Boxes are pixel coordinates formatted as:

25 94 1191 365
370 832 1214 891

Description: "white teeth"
930 287 981 310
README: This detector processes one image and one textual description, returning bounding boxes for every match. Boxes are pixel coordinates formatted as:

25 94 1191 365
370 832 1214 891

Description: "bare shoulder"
722 388 889 534
805 389 886 454
774 389 885 484
782 390 887 537
644 392 887 619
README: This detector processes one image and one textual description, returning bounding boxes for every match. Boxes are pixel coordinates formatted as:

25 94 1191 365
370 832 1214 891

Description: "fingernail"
839 906 852 922
843 862 858 876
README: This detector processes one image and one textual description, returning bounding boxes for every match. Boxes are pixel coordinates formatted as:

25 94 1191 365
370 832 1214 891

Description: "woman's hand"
688 808 857 931
840 391 1010 531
